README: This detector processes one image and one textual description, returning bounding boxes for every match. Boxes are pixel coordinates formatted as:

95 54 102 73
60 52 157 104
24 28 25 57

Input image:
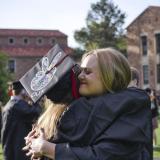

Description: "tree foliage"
74 0 126 51
0 52 12 103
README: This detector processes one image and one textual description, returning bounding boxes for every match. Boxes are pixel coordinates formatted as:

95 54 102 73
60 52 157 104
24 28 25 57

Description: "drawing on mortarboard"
20 44 75 102
31 53 62 91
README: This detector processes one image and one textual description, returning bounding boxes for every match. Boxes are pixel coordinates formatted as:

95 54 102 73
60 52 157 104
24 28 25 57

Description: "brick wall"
0 29 72 80
127 6 160 90
13 57 40 80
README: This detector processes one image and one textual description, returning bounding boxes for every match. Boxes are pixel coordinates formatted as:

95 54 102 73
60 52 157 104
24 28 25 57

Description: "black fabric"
54 87 152 160
1 99 41 160
46 64 80 104
12 81 23 90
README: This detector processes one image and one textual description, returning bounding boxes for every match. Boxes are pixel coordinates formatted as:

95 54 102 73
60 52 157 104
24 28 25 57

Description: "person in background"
152 89 159 147
24 48 151 160
1 81 42 160
128 67 140 88
145 88 159 147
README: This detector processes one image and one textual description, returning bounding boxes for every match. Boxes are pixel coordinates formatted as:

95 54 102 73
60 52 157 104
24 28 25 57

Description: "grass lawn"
0 145 3 160
153 118 160 158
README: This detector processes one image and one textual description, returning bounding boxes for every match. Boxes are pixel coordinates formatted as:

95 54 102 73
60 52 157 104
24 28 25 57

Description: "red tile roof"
0 46 73 57
0 29 67 37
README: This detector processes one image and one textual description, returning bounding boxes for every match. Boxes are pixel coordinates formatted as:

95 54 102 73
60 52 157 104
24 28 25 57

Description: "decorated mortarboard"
20 44 78 103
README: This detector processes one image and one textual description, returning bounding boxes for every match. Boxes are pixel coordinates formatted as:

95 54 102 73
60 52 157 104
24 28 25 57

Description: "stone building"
127 6 160 91
0 29 73 80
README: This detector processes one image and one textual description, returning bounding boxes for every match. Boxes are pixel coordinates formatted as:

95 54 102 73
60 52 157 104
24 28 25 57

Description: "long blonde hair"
35 98 66 140
82 48 131 93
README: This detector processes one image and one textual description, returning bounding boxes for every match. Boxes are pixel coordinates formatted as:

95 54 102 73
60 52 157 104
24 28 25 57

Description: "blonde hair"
35 98 66 140
82 48 131 93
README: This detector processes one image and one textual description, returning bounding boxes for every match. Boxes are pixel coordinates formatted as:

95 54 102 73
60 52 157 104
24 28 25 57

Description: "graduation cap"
12 81 24 91
20 44 81 103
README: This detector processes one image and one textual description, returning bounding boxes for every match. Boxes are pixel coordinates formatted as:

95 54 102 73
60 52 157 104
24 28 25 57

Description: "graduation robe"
1 98 41 160
54 87 152 160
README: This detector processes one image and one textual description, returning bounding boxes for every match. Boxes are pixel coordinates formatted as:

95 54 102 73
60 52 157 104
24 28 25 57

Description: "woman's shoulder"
69 87 150 107
103 87 149 102
126 87 148 96
101 87 150 112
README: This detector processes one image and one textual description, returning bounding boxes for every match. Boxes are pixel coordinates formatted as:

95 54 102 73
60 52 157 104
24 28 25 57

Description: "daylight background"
0 0 160 47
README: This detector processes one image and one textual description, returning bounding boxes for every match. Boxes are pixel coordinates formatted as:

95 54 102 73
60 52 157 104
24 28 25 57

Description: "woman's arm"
24 128 56 160
40 140 56 159
28 132 148 160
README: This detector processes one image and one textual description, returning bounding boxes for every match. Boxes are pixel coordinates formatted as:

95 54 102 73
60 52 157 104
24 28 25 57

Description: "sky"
0 0 160 48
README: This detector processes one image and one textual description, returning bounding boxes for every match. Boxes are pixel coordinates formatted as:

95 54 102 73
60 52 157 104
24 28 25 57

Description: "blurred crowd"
145 88 160 148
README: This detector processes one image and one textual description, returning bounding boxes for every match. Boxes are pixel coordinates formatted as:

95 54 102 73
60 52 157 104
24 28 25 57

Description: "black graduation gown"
1 98 41 160
54 87 152 160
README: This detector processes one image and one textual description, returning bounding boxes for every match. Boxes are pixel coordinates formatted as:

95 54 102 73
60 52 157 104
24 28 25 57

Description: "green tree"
0 52 12 103
74 0 126 51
